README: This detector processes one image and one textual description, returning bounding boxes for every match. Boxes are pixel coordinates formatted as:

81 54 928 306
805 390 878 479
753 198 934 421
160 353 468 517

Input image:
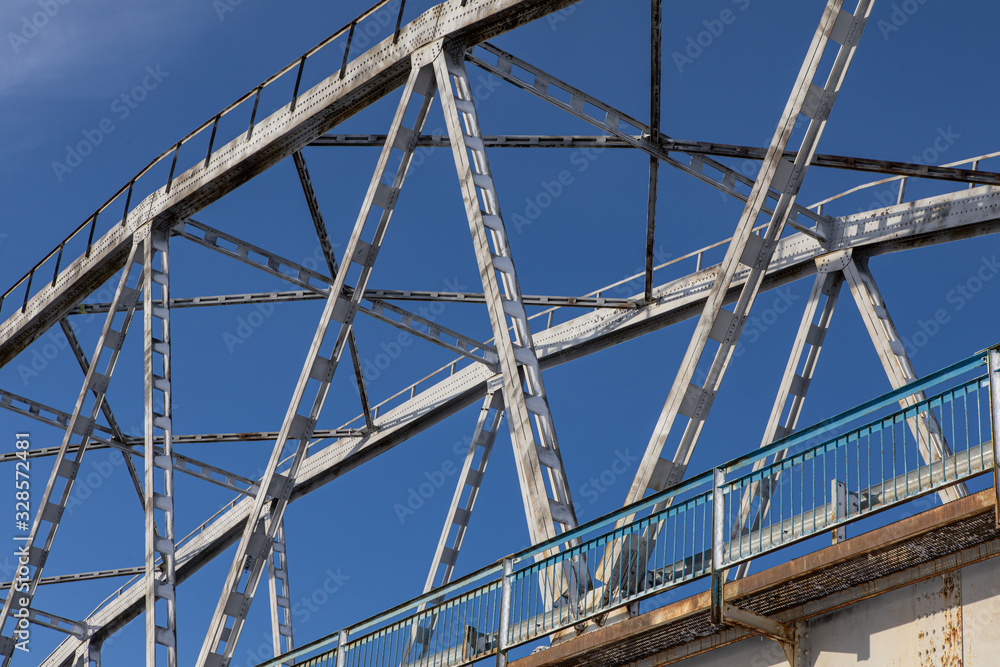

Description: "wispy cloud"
0 1 202 99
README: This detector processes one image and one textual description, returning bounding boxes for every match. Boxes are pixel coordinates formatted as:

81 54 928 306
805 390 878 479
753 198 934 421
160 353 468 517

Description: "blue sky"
3 0 1000 664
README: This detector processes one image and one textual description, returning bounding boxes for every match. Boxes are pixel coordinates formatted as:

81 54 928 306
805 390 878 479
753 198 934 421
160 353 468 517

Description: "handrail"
808 149 1000 211
254 343 998 667
0 0 408 320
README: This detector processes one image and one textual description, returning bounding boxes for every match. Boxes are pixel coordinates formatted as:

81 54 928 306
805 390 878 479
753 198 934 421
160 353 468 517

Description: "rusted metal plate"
914 572 963 666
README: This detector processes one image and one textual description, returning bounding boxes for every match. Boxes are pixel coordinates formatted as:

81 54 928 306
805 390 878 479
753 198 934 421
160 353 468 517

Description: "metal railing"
807 149 1000 213
257 346 1000 667
0 0 420 321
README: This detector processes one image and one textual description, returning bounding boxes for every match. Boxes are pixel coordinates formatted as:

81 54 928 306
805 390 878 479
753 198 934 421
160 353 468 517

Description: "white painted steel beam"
267 518 294 663
731 260 844 580
465 44 832 241
143 229 178 667
70 289 635 314
38 184 1000 667
197 55 438 667
435 41 580 555
627 0 873 512
409 388 504 660
842 256 967 504
0 239 146 665
0 0 590 369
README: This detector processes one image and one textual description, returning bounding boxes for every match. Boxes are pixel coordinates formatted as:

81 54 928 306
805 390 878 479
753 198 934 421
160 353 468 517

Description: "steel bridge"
0 0 999 665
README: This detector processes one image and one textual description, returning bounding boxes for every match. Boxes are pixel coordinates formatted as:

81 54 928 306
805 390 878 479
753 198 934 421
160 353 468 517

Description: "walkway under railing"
256 346 1000 667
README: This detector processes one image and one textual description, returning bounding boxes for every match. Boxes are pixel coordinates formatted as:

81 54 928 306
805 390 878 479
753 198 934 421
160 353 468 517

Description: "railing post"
710 468 725 625
393 0 407 43
496 557 513 667
165 142 180 193
290 56 306 112
335 629 348 667
988 348 1000 527
247 86 263 141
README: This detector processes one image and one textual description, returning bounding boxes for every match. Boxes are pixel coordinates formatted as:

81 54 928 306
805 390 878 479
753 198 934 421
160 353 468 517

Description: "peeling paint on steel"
914 571 963 666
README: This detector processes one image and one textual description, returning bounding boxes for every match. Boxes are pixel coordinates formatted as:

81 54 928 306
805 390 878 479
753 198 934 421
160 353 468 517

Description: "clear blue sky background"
2 0 1000 664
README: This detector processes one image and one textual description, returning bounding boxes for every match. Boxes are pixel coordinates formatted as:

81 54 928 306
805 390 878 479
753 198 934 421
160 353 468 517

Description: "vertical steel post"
197 57 437 667
496 557 513 667
988 348 1000 527
627 0 874 521
710 468 725 625
0 239 145 666
335 630 348 667
843 256 966 503
267 519 294 662
644 0 662 303
144 228 178 667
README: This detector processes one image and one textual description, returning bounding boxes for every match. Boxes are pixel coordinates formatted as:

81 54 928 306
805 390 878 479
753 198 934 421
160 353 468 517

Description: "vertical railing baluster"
987 348 1000 527
205 114 221 168
340 22 356 79
393 0 406 43
710 468 725 625
336 629 348 667
247 85 263 141
85 214 98 258
290 56 307 112
496 557 511 665
121 179 135 227
50 242 65 287
165 142 181 193
21 270 34 314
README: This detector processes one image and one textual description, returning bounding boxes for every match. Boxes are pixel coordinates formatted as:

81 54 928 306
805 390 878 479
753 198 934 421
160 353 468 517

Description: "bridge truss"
1 0 999 665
